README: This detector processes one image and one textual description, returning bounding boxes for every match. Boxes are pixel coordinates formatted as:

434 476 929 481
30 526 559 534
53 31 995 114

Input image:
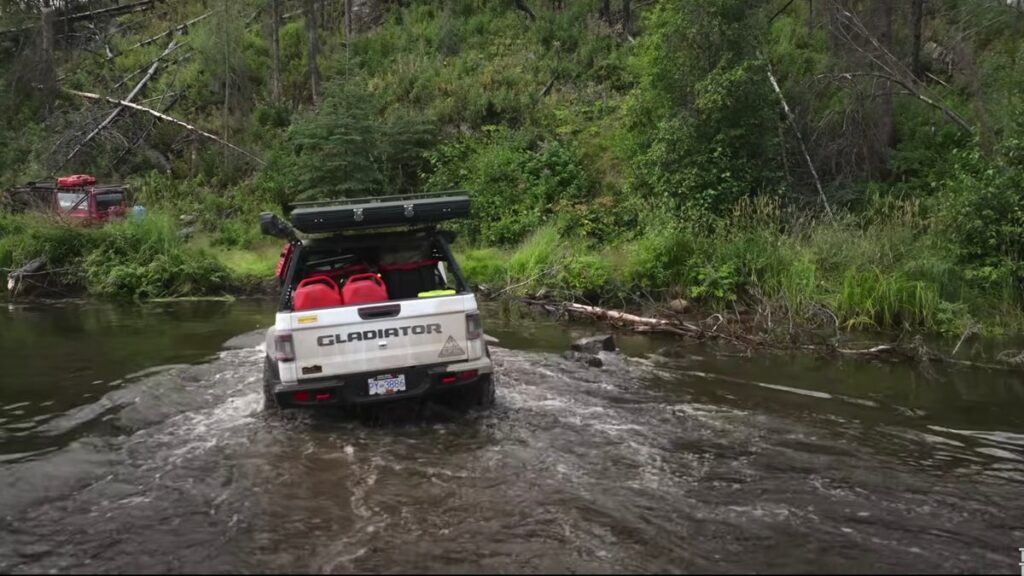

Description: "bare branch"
59 87 266 166
767 58 835 221
105 10 213 62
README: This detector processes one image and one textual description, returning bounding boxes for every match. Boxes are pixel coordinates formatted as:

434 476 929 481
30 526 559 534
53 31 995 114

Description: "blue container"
131 205 147 220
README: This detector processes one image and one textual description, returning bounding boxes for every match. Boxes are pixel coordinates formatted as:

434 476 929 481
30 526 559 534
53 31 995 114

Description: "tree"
39 0 56 111
304 0 321 105
622 0 631 36
271 81 434 201
627 0 781 217
911 0 924 79
344 0 354 38
268 0 282 104
872 0 896 164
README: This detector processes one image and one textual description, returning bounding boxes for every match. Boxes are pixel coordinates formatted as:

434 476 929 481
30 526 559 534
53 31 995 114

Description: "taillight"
275 243 294 279
274 333 295 362
466 312 482 340
440 370 477 385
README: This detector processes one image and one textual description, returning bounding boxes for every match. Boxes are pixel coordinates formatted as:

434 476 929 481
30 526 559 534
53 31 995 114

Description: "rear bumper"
268 356 493 408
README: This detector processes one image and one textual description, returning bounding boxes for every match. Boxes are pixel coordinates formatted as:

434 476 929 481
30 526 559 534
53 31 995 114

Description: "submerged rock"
561 350 605 368
571 334 617 354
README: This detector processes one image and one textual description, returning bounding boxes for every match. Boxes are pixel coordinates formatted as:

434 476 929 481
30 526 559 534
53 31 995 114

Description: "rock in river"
571 334 617 354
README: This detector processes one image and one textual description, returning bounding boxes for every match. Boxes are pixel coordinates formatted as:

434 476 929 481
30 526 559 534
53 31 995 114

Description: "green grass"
456 199 1024 336
206 239 281 282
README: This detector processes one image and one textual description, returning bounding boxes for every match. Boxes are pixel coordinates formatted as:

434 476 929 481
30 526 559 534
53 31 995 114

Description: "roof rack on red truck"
3 175 131 225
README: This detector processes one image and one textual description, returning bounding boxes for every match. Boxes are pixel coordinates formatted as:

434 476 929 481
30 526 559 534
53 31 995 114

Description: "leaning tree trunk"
872 0 896 171
304 0 321 105
622 0 631 36
344 0 353 38
911 0 924 79
40 0 57 111
269 0 282 104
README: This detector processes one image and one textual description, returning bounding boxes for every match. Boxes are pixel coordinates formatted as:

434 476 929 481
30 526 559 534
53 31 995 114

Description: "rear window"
95 192 124 211
57 192 87 211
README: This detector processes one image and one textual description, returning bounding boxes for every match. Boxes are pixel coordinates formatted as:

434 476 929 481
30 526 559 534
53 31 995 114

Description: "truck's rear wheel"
262 356 280 412
467 374 495 409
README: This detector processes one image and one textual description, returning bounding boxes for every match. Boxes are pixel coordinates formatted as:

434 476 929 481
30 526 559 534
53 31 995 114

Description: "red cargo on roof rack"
57 175 97 188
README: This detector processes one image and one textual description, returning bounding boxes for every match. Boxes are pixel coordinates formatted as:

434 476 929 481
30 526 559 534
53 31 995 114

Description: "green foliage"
627 0 780 217
267 80 434 201
931 118 1024 271
455 247 508 287
1 0 1023 335
84 216 229 299
428 128 597 245
0 214 95 281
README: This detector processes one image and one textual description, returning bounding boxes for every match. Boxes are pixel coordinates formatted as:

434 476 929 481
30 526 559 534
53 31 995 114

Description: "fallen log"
0 0 158 36
60 87 266 166
111 38 187 90
107 11 211 61
60 38 179 169
522 298 1024 372
767 58 834 221
562 302 671 327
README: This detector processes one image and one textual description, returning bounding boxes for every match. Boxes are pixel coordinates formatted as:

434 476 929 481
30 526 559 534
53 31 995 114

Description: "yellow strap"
417 289 456 298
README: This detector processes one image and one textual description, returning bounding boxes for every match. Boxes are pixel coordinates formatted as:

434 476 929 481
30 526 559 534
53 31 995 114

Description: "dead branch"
769 0 797 23
0 0 158 36
563 302 672 328
829 4 974 134
513 0 537 21
59 87 266 165
107 10 212 61
111 39 187 90
112 88 181 166
826 71 973 134
767 58 835 221
59 39 179 169
539 77 556 97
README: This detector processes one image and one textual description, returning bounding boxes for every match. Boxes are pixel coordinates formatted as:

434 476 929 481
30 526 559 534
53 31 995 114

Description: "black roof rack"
287 190 468 210
287 190 471 234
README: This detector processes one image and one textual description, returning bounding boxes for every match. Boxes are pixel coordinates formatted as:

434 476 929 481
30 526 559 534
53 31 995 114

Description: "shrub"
84 216 229 299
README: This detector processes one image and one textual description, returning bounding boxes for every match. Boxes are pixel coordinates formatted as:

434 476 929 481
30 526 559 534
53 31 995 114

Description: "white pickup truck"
259 193 494 411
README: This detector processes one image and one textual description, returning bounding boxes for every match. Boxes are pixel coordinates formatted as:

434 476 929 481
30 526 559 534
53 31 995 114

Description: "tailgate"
288 297 469 379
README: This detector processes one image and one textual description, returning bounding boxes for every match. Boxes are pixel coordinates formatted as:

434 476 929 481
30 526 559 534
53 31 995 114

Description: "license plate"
368 373 406 396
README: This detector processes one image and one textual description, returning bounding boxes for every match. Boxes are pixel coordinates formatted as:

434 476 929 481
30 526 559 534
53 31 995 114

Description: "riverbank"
457 203 1024 340
3 205 1024 342
0 213 279 300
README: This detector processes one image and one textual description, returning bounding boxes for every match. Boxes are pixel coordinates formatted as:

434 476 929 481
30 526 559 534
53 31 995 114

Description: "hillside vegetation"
1 0 1024 336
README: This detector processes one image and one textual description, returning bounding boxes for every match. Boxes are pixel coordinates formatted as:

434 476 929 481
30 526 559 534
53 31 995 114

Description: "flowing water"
1 299 1022 573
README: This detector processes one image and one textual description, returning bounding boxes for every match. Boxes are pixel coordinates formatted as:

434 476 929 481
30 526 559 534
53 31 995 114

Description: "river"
0 299 1022 573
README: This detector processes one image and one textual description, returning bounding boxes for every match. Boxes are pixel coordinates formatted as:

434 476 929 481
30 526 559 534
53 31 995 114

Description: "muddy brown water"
0 299 1022 573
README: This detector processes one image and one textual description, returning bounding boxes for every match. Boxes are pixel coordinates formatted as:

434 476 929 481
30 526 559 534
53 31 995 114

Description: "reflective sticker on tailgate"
438 335 466 358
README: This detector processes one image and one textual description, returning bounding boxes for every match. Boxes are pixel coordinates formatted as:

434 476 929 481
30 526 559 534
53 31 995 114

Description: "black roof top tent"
285 191 471 235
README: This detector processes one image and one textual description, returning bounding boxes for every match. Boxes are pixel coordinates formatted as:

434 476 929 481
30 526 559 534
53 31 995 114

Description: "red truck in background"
3 174 130 225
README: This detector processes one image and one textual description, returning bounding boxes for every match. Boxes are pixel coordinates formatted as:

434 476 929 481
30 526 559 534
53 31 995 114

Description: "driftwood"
60 87 266 165
523 299 1024 372
60 39 180 169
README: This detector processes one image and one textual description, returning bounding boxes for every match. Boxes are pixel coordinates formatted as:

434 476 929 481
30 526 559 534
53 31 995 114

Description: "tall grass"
461 198 1023 335
0 213 233 299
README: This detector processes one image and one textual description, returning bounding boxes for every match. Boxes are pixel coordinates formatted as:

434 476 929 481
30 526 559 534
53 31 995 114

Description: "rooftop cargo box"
288 192 471 234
